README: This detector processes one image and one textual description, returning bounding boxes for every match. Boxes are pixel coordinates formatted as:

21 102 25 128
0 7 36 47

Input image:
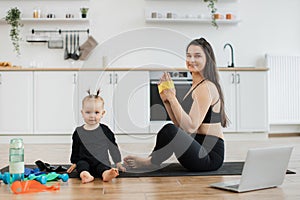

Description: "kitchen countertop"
0 67 269 71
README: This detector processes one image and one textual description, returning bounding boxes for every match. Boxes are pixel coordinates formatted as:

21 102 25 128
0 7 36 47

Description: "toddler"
67 90 126 183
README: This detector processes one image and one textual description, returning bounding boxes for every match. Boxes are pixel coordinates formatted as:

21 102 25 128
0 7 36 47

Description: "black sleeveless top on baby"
181 79 221 123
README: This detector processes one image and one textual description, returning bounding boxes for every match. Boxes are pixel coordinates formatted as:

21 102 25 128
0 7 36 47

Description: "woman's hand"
116 162 126 172
158 72 176 102
67 163 76 173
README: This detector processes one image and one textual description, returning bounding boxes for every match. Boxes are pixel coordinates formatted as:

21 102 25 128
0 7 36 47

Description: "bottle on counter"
9 138 24 182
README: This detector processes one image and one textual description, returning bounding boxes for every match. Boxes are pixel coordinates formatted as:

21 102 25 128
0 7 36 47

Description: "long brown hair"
186 38 229 127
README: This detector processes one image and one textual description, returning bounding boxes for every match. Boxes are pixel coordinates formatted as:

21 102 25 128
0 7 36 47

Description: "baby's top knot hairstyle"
82 89 104 107
87 89 100 98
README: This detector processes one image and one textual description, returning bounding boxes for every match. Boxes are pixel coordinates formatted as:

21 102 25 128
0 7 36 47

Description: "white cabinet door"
34 71 78 134
219 71 236 132
114 71 150 134
237 71 268 132
77 71 150 134
219 71 268 133
77 71 114 129
0 72 33 134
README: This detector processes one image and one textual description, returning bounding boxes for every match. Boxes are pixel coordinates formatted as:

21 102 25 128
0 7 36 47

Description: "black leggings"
150 123 224 171
76 160 110 178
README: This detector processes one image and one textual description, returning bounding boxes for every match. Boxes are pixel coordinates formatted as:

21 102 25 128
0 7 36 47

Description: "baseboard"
269 124 300 134
0 134 157 144
0 135 72 144
269 133 300 137
0 132 270 144
224 132 268 141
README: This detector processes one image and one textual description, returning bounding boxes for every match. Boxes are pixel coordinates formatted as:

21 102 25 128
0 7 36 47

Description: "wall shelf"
144 0 241 26
0 18 89 24
145 18 241 24
21 18 89 22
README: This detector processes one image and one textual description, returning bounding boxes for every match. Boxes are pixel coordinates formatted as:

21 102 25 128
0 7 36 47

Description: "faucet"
223 43 234 67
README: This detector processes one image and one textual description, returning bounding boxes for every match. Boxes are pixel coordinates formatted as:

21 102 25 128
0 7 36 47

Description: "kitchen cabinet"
77 71 114 128
78 71 150 134
113 71 150 133
34 71 78 134
219 71 268 133
0 71 33 134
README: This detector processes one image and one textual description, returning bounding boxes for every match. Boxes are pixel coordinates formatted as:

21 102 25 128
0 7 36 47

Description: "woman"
124 38 228 172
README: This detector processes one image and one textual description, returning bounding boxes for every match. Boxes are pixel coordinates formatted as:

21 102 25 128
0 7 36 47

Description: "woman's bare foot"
102 168 119 182
123 156 152 168
80 171 94 184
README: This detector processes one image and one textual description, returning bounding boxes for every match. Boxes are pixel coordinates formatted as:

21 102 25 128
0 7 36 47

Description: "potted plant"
80 7 89 18
5 7 23 56
204 0 218 28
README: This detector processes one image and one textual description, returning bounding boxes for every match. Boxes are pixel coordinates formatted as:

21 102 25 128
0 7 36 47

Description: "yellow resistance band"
158 81 175 93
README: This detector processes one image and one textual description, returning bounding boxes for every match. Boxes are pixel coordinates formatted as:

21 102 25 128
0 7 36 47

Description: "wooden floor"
0 136 299 199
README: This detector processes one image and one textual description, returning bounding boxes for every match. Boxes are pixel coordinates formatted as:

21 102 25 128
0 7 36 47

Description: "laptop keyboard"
227 184 240 189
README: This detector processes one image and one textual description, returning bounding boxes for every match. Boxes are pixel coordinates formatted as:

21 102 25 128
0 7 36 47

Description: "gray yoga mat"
118 162 296 178
0 162 295 178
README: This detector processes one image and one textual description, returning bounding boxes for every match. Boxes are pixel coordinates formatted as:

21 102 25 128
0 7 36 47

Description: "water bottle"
9 138 24 182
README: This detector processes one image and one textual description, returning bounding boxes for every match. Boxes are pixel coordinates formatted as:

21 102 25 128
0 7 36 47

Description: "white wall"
0 0 300 68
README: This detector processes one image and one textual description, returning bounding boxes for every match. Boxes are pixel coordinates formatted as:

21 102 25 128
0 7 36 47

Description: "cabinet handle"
236 74 240 84
109 73 112 84
231 73 235 84
0 73 2 84
114 73 118 84
73 73 77 84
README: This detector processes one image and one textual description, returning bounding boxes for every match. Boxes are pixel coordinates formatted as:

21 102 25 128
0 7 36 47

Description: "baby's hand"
116 162 126 172
67 163 76 173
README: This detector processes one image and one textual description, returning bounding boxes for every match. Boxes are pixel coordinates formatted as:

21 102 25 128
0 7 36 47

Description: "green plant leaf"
5 7 23 56
203 0 218 29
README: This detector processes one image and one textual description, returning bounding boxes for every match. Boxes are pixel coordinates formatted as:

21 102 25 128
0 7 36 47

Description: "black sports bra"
181 79 221 124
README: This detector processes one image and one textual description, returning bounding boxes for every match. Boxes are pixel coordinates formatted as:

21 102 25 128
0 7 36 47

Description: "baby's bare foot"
80 171 94 184
102 168 119 182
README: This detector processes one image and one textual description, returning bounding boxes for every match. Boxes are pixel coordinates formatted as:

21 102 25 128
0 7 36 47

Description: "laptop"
210 146 293 193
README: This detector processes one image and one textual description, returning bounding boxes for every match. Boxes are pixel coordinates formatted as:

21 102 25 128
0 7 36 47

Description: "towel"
158 81 175 93
79 36 98 60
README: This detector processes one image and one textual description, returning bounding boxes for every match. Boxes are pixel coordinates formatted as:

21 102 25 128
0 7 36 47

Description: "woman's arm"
167 83 212 133
158 72 179 126
162 101 179 126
